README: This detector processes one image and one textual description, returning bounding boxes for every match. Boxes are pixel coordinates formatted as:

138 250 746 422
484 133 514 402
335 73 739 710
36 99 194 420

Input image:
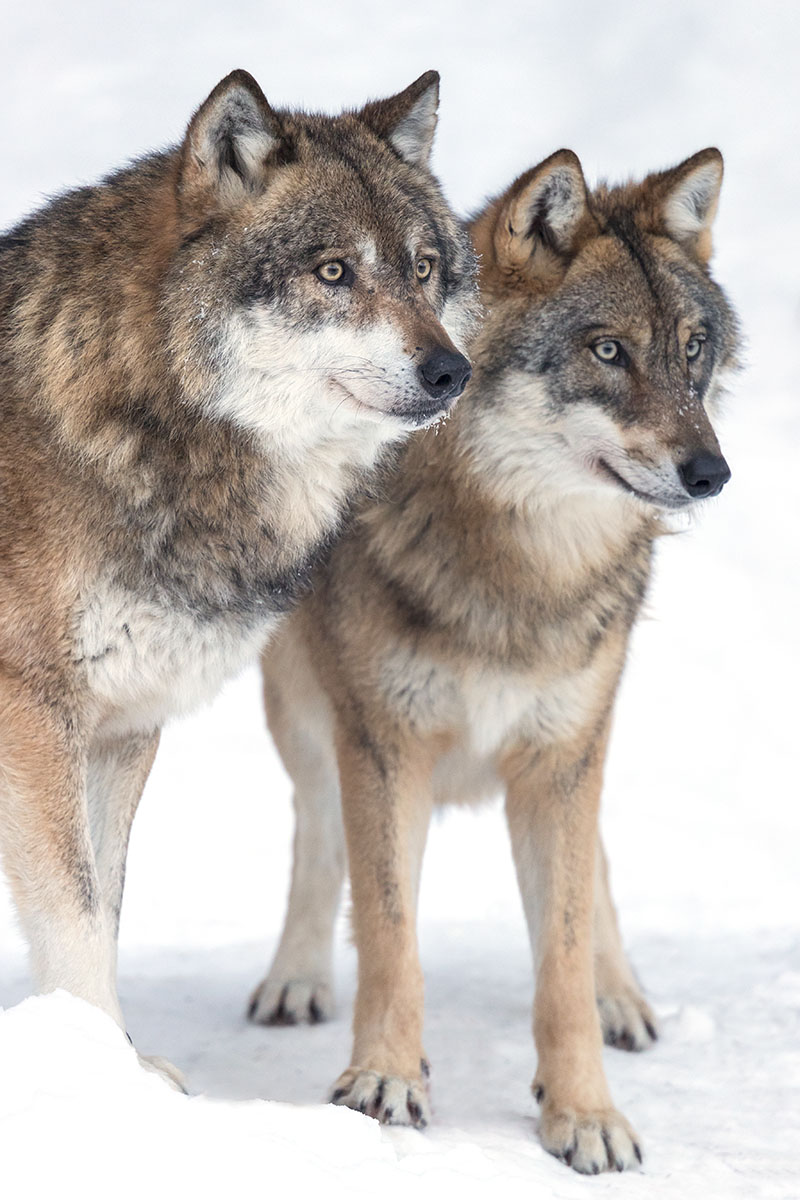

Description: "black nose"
678 452 731 499
417 349 472 403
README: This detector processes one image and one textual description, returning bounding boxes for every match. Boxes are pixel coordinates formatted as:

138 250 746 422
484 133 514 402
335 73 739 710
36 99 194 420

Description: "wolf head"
169 70 476 450
469 149 740 511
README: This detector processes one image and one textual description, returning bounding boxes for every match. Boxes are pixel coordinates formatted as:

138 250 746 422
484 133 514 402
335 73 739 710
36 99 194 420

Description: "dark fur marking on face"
604 214 663 304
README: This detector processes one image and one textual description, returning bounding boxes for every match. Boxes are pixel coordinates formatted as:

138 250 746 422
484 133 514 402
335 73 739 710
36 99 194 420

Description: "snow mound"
0 992 534 1200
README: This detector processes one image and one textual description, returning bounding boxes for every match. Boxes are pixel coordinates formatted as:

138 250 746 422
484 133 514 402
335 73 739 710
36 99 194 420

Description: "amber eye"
593 340 621 363
686 337 703 360
416 257 433 281
316 261 346 284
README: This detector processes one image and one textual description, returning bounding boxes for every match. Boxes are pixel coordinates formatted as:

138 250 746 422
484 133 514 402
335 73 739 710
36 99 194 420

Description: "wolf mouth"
596 458 692 511
331 380 450 429
394 397 454 429
329 380 393 423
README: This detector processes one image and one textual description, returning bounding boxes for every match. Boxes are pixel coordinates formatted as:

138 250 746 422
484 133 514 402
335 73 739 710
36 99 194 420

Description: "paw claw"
597 986 658 1052
248 975 334 1026
329 1068 430 1129
539 1101 641 1174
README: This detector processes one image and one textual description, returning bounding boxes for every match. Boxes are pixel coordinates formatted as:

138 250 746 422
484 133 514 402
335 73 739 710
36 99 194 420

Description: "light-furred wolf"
0 69 476 1083
251 148 739 1171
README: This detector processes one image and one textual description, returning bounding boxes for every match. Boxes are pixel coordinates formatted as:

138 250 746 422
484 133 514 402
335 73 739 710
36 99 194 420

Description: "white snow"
1 1 799 1197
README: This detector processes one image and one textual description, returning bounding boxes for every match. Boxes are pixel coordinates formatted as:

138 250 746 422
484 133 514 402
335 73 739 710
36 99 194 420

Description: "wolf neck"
362 384 656 650
451 391 656 585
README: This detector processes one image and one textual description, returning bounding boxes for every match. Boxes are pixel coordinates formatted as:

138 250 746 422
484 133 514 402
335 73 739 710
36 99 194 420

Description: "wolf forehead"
184 115 473 280
487 207 738 384
546 235 734 341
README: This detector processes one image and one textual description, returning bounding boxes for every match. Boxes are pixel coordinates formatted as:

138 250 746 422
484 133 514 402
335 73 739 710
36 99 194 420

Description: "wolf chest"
77 582 276 734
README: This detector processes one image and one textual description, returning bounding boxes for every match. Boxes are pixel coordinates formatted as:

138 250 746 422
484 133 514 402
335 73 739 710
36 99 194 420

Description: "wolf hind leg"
594 838 658 1051
248 767 345 1025
249 643 345 1026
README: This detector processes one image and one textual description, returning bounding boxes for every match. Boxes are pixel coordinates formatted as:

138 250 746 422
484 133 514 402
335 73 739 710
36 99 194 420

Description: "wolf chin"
252 147 740 1172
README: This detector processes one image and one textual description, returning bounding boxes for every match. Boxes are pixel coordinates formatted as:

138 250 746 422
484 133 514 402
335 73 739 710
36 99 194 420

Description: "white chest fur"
382 649 600 805
77 583 276 735
457 664 598 758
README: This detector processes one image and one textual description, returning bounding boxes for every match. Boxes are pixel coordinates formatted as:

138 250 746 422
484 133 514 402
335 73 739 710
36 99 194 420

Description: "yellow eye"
593 340 620 363
316 260 346 284
416 257 433 281
686 337 703 360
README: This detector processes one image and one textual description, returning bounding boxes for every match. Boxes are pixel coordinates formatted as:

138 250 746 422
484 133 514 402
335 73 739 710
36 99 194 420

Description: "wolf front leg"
329 718 435 1128
0 683 124 1025
502 722 642 1174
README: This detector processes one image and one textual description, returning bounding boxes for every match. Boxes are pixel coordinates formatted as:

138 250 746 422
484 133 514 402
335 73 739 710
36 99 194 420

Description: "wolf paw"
330 1067 430 1128
535 1091 642 1174
247 975 333 1025
138 1053 187 1093
597 985 658 1051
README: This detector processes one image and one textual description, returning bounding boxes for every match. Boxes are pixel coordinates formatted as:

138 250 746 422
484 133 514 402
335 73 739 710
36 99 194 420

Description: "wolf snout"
417 348 472 404
678 451 731 499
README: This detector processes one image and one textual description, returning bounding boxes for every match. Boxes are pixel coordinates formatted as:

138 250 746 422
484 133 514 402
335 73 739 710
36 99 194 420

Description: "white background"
0 2 798 1197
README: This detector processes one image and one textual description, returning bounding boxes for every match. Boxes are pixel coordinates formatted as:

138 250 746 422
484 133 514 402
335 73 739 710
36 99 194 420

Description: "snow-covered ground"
1 2 798 1197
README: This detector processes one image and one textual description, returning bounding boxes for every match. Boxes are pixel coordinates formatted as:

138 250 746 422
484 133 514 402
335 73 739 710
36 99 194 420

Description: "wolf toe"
597 986 658 1051
248 976 333 1026
330 1068 430 1128
536 1096 642 1174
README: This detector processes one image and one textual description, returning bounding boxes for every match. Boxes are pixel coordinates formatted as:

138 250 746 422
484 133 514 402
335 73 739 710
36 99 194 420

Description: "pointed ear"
658 148 723 262
178 70 283 210
358 71 440 166
488 149 592 277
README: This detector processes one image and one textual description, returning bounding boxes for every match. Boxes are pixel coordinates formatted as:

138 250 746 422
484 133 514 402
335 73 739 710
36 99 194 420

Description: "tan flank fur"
0 68 477 1084
252 148 740 1172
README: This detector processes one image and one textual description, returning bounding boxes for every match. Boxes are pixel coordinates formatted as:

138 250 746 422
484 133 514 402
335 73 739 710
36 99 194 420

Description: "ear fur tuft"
179 69 282 209
358 71 440 166
659 148 724 262
489 149 592 277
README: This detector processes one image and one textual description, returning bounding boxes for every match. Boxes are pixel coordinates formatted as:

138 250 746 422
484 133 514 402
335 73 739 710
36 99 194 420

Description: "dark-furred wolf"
252 148 739 1171
0 69 476 1083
